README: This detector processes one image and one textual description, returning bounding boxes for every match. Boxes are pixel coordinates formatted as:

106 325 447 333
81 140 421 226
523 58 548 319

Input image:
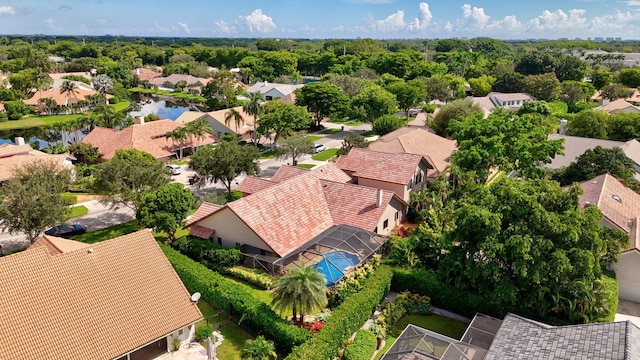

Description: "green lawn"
259 150 278 159
361 130 376 137
69 219 144 243
69 205 89 218
215 323 253 360
305 135 322 142
346 120 364 126
319 128 342 135
374 314 469 360
171 159 190 165
296 164 315 169
312 148 339 161
329 118 350 124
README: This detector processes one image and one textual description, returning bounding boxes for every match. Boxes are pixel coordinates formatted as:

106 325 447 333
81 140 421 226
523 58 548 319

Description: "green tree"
295 82 348 126
91 149 170 211
202 70 242 110
91 74 113 94
387 79 426 119
242 336 277 360
351 83 396 123
184 116 214 153
492 72 525 93
514 50 557 75
517 100 551 116
554 55 587 82
68 142 101 164
189 141 260 194
136 183 194 244
552 146 637 186
560 81 592 106
276 133 315 166
468 75 495 97
224 108 243 138
325 74 366 98
372 114 405 136
423 75 454 103
600 83 634 101
0 161 71 243
591 69 613 90
257 102 310 145
431 98 483 137
166 126 189 159
243 91 264 146
522 73 561 102
60 80 79 111
271 265 328 322
618 68 640 88
566 110 610 139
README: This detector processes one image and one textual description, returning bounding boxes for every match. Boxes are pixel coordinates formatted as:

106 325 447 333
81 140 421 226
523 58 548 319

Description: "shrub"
171 236 241 270
601 272 618 322
422 104 437 113
284 266 392 360
372 115 405 136
60 193 78 205
0 112 7 122
343 330 377 360
62 74 91 85
374 300 406 332
108 97 120 104
4 100 30 118
195 323 212 342
160 244 310 354
221 266 276 289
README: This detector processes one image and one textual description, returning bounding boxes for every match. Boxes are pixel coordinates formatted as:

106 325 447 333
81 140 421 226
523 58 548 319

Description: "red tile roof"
0 143 74 181
369 127 456 176
30 235 90 255
82 120 217 160
190 225 216 239
237 176 278 195
227 172 334 257
336 148 433 185
271 164 352 184
133 67 163 81
578 174 640 250
0 230 202 360
270 166 308 182
24 88 111 107
185 202 223 227
320 180 403 231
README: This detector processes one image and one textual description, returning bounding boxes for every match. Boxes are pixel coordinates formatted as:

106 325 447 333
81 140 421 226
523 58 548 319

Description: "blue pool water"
313 251 360 286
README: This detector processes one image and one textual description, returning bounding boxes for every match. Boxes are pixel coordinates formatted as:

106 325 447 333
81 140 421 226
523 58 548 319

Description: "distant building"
246 81 303 101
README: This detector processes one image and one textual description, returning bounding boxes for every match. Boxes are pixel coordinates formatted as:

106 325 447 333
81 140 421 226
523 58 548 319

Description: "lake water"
128 99 198 120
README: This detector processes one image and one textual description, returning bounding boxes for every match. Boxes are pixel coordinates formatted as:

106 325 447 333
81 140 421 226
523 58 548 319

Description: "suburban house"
591 88 640 104
246 81 304 101
185 169 395 281
335 148 434 202
176 106 255 140
577 173 640 303
596 98 640 114
133 67 163 82
368 127 457 179
382 312 640 360
0 230 203 360
49 72 95 91
24 87 111 108
148 74 211 91
0 141 74 182
547 134 640 179
469 92 535 117
82 118 217 161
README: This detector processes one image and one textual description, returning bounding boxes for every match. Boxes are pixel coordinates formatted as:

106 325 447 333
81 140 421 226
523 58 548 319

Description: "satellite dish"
191 292 201 303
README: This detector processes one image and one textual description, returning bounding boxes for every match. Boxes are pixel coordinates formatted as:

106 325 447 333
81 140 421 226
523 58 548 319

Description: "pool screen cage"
242 224 388 284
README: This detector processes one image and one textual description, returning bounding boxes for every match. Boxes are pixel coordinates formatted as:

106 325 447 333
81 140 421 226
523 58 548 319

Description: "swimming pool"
313 250 360 286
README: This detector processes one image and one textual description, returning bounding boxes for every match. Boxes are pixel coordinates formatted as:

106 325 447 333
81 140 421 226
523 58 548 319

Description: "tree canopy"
295 82 348 126
189 141 260 194
276 132 315 166
257 102 310 144
136 183 194 244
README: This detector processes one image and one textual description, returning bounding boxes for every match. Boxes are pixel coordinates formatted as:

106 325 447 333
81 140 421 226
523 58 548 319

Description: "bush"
422 104 437 113
221 266 276 289
0 112 7 122
4 100 30 118
108 97 120 104
372 115 405 136
160 244 310 354
195 323 212 342
601 272 618 322
285 266 392 360
171 236 241 270
343 330 377 360
374 301 406 332
60 193 78 205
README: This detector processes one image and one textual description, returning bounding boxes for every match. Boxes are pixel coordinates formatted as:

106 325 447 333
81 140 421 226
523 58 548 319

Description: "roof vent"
613 195 622 203
629 219 634 228
88 248 94 253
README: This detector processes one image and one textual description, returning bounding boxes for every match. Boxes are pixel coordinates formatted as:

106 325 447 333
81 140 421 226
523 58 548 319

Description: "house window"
178 329 184 336
374 227 378 233
217 237 222 245
265 95 273 100
383 219 389 229
395 212 399 220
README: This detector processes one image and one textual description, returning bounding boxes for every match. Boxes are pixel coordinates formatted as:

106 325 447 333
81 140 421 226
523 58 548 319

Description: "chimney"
134 116 145 125
14 137 25 146
602 98 610 106
136 68 140 76
559 119 568 135
376 189 383 208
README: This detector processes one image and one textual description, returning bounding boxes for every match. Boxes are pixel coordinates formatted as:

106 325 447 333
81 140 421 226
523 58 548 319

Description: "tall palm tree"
271 265 328 323
166 126 188 159
241 336 277 360
60 80 79 113
243 91 263 146
185 116 213 152
224 108 243 141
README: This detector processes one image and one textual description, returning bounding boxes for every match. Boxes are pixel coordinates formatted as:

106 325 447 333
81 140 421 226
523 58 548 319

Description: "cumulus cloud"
178 22 191 34
215 20 235 34
367 2 433 33
372 10 406 32
461 4 491 29
528 9 588 31
0 6 15 15
44 18 54 27
238 9 276 33
95 18 108 26
407 2 433 30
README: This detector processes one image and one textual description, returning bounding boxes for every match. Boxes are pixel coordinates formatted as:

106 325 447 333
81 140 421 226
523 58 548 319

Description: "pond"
128 95 203 121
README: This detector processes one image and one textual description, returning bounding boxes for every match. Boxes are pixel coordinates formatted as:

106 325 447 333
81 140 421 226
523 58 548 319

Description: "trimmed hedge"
285 265 393 360
160 244 310 354
601 272 618 322
171 236 241 270
221 266 276 290
344 330 377 360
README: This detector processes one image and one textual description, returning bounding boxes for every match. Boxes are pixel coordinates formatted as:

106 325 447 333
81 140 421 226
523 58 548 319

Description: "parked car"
166 164 182 175
314 144 327 153
44 224 87 238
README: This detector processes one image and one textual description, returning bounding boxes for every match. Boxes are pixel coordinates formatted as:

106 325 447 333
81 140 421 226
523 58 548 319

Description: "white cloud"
0 6 15 15
238 9 276 33
95 18 108 26
215 20 235 34
372 10 406 32
367 2 433 33
178 22 191 34
43 18 54 27
407 2 432 30
461 4 490 29
528 9 588 31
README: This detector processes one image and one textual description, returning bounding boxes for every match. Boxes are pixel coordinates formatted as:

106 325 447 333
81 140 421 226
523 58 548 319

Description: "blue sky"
1 1 640 39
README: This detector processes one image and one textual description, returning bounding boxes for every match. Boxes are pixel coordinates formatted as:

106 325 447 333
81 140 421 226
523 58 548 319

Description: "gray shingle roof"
484 313 640 360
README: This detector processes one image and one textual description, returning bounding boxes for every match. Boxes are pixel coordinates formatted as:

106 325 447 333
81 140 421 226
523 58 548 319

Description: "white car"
314 144 327 153
166 164 182 175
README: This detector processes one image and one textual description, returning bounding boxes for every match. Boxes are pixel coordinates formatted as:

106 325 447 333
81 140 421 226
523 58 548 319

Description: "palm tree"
243 91 263 146
271 265 328 323
185 116 213 153
60 80 79 113
241 336 277 360
166 126 188 159
225 108 243 141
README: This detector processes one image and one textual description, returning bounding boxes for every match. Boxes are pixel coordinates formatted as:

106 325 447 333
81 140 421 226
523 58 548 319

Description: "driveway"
616 298 640 327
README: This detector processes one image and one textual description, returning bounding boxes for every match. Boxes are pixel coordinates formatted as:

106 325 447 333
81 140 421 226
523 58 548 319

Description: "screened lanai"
242 224 388 285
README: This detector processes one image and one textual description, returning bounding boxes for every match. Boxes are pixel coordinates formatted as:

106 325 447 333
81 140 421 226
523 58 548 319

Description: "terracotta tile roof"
369 127 456 177
81 120 217 160
0 143 33 157
24 88 110 107
0 144 74 181
185 202 223 227
578 174 640 244
189 225 216 239
175 111 209 125
336 148 433 185
149 74 211 87
320 180 402 231
237 176 278 195
0 230 202 360
270 165 308 182
596 99 640 114
133 68 163 81
30 235 90 255
278 92 297 104
312 163 353 183
227 172 334 257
